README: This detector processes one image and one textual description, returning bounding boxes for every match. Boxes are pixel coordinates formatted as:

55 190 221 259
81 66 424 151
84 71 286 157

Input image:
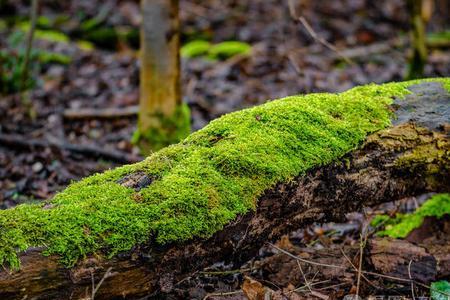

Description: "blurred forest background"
0 1 449 298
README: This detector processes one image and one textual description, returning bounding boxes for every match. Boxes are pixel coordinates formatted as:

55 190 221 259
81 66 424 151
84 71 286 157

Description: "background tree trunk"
136 0 190 153
407 0 429 79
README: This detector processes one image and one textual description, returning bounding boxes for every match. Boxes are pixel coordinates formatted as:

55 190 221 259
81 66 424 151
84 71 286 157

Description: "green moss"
181 40 212 58
0 78 449 270
376 193 450 238
132 103 191 154
208 41 251 60
17 23 70 43
180 40 252 60
427 30 450 47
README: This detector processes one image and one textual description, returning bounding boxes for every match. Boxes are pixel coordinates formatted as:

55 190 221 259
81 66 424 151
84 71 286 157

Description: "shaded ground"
0 0 449 298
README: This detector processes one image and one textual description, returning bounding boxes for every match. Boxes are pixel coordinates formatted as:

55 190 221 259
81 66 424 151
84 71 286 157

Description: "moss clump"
0 78 449 270
132 103 191 153
208 41 251 60
374 193 450 239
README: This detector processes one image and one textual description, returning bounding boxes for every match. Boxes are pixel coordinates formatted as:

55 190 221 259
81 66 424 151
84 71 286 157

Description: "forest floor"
0 0 449 299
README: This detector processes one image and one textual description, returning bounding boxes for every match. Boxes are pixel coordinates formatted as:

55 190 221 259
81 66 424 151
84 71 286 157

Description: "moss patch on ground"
132 103 191 153
0 78 449 270
373 193 450 238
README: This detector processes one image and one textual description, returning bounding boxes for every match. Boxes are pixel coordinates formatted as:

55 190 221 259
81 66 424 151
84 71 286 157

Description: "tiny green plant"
0 31 39 94
431 280 450 300
372 193 450 238
0 30 71 95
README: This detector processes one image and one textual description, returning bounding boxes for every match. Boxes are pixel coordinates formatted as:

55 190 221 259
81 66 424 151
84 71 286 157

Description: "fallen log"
0 79 449 299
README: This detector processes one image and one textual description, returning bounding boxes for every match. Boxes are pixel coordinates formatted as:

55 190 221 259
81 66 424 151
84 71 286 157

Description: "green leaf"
431 280 450 300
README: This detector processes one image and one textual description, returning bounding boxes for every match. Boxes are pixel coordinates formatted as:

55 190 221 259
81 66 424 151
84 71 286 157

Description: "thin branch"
296 260 313 293
408 260 416 300
298 16 355 65
91 267 113 300
356 225 368 298
286 1 354 65
268 243 346 269
339 248 378 290
270 241 450 298
203 290 242 300
291 279 331 293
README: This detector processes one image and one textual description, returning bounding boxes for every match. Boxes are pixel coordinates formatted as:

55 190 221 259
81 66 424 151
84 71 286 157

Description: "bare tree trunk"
136 0 190 154
0 80 448 299
407 0 429 79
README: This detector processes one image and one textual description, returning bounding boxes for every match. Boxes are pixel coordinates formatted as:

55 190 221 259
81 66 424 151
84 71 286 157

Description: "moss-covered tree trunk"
135 0 190 153
0 79 449 299
407 0 429 79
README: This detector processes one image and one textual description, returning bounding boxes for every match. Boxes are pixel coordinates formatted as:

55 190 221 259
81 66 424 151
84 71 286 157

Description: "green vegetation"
0 78 449 270
131 103 192 153
181 40 211 58
0 31 71 94
431 280 450 300
374 193 450 238
209 41 251 59
427 30 450 47
18 22 70 43
181 40 251 60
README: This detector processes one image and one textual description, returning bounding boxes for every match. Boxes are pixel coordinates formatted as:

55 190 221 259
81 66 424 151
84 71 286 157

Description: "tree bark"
137 0 189 153
0 82 449 299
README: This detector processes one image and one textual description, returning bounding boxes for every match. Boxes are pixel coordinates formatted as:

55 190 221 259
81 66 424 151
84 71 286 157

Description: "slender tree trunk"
136 0 190 154
407 0 428 79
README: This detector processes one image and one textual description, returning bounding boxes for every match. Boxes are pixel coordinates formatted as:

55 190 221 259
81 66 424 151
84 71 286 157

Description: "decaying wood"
369 236 449 283
0 82 449 299
63 105 139 120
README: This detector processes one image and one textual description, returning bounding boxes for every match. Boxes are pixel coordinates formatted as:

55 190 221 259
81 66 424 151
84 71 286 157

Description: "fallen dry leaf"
242 277 266 300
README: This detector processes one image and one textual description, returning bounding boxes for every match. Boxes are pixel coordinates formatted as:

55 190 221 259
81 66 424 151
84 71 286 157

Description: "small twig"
200 268 251 276
296 260 313 293
203 290 242 300
318 281 351 291
356 225 368 298
269 242 450 298
339 248 378 290
291 279 331 293
268 243 346 269
91 267 112 300
297 16 355 65
91 271 95 300
408 260 416 300
286 2 354 65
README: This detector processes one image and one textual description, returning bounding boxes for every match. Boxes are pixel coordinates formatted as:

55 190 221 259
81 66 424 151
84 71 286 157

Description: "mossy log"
0 79 449 299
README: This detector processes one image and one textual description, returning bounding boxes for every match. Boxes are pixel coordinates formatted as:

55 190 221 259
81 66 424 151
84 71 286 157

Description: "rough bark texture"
0 82 449 299
369 237 448 283
138 0 189 152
